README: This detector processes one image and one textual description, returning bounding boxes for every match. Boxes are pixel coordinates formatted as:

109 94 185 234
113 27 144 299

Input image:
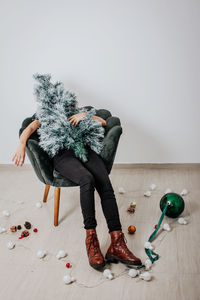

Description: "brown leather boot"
105 230 142 266
85 229 106 270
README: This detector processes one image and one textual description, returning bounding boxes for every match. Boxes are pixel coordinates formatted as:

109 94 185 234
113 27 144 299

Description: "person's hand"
12 143 26 167
68 112 87 126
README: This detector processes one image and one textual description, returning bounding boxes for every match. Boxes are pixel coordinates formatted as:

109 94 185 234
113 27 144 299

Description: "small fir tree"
33 73 105 162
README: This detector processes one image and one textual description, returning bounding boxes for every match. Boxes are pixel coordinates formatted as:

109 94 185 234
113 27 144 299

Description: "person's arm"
68 112 107 127
12 120 41 167
91 115 107 127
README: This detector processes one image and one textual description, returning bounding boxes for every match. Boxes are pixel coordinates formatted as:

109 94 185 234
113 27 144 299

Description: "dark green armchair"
19 106 123 226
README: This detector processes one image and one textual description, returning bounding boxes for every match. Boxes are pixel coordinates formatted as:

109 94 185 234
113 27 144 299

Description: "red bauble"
128 225 136 234
66 263 71 268
33 228 38 232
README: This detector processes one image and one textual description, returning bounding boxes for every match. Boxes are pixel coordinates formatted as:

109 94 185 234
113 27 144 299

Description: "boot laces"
88 233 100 255
114 232 135 256
115 232 128 246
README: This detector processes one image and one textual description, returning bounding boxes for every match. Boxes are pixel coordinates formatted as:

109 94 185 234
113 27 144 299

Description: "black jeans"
53 145 122 233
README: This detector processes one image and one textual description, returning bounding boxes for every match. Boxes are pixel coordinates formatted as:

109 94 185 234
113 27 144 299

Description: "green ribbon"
145 201 169 263
132 201 169 270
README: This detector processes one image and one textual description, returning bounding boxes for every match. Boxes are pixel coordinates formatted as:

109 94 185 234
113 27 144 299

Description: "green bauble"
160 193 185 218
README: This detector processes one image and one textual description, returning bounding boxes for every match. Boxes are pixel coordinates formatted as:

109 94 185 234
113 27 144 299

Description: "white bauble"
63 274 75 284
56 250 67 259
36 202 42 208
178 217 187 225
2 210 10 217
103 269 113 279
150 184 156 190
144 242 154 250
144 191 151 197
145 258 152 270
181 189 188 196
7 241 15 249
139 272 152 281
37 250 47 258
118 187 125 194
163 223 171 231
128 269 140 277
0 226 6 233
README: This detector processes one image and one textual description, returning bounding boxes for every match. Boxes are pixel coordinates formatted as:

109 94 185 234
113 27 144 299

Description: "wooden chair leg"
54 187 60 226
43 184 50 203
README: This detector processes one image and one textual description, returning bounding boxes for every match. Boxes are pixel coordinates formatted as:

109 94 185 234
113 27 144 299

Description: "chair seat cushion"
52 169 79 187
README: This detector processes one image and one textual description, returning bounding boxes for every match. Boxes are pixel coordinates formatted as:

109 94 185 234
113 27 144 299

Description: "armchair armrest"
100 125 123 174
105 115 121 128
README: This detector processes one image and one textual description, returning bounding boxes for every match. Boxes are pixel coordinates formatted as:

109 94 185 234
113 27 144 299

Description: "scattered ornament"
180 189 188 196
128 268 140 278
128 225 136 234
144 242 154 250
165 188 172 194
0 226 6 233
22 230 29 237
154 224 158 229
144 191 151 197
2 210 10 217
66 263 71 268
118 187 125 194
103 269 113 280
19 234 24 239
130 201 136 208
139 271 152 281
36 202 42 208
10 225 17 232
17 225 22 230
37 250 47 259
7 241 15 249
178 217 187 225
150 184 156 191
127 201 136 213
33 228 38 232
144 258 152 270
127 207 135 214
24 221 31 229
160 192 185 218
63 274 75 284
56 250 67 259
162 223 171 231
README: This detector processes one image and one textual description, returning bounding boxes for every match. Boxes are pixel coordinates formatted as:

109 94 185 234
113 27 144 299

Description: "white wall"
1 0 199 164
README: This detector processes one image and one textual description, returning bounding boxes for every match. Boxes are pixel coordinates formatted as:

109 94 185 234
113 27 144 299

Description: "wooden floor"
0 164 199 300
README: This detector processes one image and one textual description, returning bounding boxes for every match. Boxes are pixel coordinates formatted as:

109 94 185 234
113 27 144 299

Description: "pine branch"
33 73 105 162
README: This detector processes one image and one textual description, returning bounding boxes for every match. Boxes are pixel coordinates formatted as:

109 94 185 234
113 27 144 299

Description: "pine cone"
24 221 31 229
